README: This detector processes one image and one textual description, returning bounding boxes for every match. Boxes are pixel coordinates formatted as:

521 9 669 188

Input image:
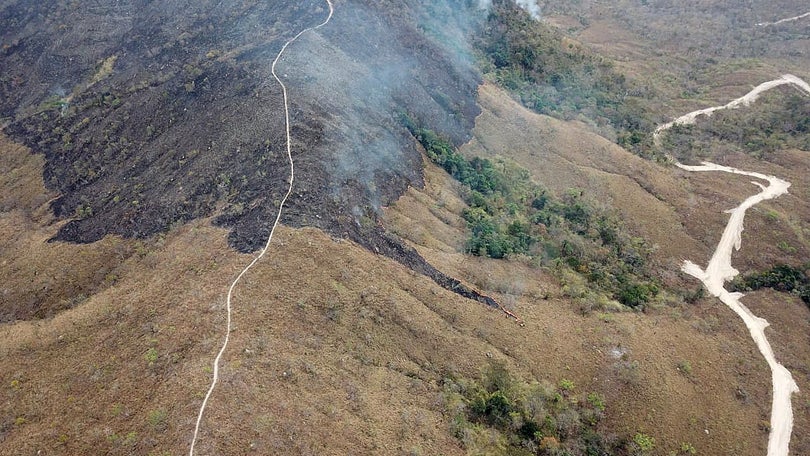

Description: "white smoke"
515 0 541 19
477 0 542 20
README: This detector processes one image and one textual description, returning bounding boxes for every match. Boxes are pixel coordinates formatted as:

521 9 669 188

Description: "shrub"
587 392 606 412
147 409 167 431
679 442 697 454
633 432 655 452
676 360 692 376
144 347 158 365
442 361 630 455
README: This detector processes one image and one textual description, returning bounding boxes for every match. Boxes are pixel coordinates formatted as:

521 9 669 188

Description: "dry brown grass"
0 134 251 454
388 85 810 455
3 74 810 456
0 136 135 322
384 154 774 455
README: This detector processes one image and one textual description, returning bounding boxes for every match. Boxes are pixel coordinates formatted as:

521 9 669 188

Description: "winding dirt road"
188 2 334 454
677 162 797 456
654 74 810 142
658 73 810 456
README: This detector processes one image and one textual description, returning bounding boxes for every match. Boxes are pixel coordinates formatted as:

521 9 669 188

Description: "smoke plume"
515 0 541 19
478 0 541 19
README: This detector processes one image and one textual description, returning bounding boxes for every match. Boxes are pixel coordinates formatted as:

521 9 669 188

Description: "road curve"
188 1 334 454
677 162 798 456
657 73 810 456
654 74 810 143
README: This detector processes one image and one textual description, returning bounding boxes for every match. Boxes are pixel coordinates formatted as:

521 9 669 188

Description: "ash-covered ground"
1 0 502 319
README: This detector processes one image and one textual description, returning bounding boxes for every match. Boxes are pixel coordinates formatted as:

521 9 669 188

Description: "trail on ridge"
188 1 334 454
657 73 810 456
756 12 810 27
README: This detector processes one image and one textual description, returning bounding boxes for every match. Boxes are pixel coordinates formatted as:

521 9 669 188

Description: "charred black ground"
1 0 498 319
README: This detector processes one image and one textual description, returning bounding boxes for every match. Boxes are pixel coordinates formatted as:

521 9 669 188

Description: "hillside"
0 0 496 321
2 0 810 455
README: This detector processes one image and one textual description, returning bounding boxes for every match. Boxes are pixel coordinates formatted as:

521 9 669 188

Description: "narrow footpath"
757 12 810 27
188 2 334 454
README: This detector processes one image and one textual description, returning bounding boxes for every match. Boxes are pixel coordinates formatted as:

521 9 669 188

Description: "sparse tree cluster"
408 122 659 309
443 361 632 455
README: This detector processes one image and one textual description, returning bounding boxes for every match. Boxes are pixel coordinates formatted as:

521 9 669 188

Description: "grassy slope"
0 135 248 454
388 84 810 454
465 84 704 269
3 76 810 453
3 46 810 456
0 131 777 456
468 2 810 450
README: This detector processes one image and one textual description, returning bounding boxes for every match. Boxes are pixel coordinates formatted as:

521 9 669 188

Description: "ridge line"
188 2 334 454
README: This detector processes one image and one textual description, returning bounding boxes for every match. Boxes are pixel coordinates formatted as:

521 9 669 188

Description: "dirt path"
654 74 810 143
188 1 334 454
757 12 810 27
677 162 798 456
657 74 810 456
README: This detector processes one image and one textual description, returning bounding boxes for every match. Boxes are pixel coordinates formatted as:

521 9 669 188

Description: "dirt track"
658 73 810 456
678 162 798 456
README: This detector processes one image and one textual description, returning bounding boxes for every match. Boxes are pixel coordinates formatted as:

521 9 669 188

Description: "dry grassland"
2 77 810 456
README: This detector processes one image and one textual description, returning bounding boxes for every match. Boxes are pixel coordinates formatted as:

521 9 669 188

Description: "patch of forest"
407 120 660 310
442 361 664 455
730 263 810 307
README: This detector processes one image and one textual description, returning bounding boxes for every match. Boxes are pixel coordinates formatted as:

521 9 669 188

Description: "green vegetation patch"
662 91 810 162
442 361 632 455
408 122 659 309
730 264 810 307
473 0 656 154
